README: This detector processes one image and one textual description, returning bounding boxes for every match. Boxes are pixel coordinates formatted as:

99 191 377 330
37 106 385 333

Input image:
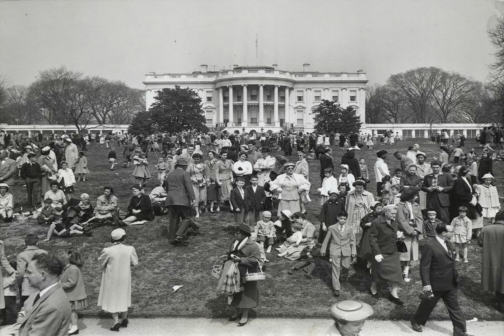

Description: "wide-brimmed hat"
340 164 349 170
328 189 339 195
0 183 9 191
175 158 188 166
111 228 126 241
64 138 72 142
416 151 426 158
280 210 292 220
330 300 374 322
482 173 494 180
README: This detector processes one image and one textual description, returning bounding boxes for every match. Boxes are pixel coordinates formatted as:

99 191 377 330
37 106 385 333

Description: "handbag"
245 268 266 282
396 240 408 253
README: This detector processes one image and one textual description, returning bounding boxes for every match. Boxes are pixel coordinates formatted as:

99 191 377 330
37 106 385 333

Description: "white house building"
143 65 368 132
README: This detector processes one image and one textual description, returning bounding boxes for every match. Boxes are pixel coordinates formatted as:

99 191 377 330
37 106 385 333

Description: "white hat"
330 300 374 322
482 173 494 180
24 145 32 149
65 138 72 142
416 151 426 157
111 228 126 241
328 189 339 195
262 211 272 218
280 210 292 220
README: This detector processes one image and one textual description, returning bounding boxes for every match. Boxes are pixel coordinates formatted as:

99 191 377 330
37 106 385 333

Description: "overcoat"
164 168 195 207
98 243 138 313
478 221 504 292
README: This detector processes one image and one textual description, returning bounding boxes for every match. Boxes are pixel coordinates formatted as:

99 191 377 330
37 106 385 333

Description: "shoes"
388 294 404 305
209 209 215 214
463 259 468 263
369 288 379 298
110 323 121 331
237 318 248 327
121 319 128 327
69 326 79 335
228 313 242 321
455 258 460 262
333 290 340 297
403 274 411 282
411 320 422 332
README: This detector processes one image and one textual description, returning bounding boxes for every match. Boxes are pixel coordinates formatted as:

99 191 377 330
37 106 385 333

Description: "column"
28 130 31 137
259 85 264 127
305 88 312 128
341 88 347 107
324 88 330 100
424 130 429 139
228 86 234 126
359 88 366 124
284 88 290 125
274 85 279 127
219 88 224 123
242 85 248 127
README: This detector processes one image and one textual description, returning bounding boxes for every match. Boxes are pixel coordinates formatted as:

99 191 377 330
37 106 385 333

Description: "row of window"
205 89 359 103
380 129 478 139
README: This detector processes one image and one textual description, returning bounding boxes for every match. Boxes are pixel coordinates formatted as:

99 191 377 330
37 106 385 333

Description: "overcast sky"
0 0 501 89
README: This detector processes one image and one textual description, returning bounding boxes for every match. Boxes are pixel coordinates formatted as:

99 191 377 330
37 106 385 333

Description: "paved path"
24 317 502 336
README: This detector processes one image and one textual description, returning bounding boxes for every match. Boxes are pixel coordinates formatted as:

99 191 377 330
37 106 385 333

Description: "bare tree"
3 86 43 124
387 67 441 123
431 71 476 122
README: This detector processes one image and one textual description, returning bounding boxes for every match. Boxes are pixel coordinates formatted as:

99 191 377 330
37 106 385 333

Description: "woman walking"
346 180 374 254
98 228 138 332
188 153 208 218
216 151 234 208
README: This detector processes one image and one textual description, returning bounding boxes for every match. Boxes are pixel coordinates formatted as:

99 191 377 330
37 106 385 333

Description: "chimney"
303 63 310 72
233 64 239 68
272 63 278 68
200 64 208 73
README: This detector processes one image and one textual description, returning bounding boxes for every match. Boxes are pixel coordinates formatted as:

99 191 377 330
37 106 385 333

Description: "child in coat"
423 209 443 238
255 211 276 254
61 250 88 335
108 147 117 170
132 153 151 187
318 168 338 206
58 161 76 201
450 206 472 263
288 241 322 276
477 173 501 227
155 158 169 185
74 151 89 182
37 198 58 225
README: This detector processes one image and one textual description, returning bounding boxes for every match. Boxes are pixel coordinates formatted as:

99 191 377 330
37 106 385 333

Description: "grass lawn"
1 138 503 320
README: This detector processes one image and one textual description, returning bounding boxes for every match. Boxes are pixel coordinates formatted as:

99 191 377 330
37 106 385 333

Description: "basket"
245 268 266 282
211 255 228 279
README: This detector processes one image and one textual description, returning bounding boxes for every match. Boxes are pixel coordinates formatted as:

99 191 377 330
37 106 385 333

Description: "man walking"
411 223 471 336
422 160 453 224
478 210 504 313
164 158 197 246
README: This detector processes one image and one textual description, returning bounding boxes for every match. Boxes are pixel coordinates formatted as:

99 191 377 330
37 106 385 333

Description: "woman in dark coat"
120 185 154 225
339 134 346 148
226 224 261 326
478 151 493 182
357 202 384 266
319 148 334 186
369 206 404 305
282 137 292 157
450 166 482 234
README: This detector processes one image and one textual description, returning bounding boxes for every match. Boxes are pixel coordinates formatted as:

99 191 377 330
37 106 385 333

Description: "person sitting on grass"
255 211 275 257
277 223 303 257
118 185 154 226
0 183 14 222
44 181 67 214
37 198 58 225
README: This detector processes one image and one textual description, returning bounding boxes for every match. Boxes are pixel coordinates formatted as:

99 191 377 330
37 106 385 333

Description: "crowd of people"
0 125 502 335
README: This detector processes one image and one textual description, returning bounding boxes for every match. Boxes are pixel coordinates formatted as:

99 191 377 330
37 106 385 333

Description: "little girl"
60 250 88 335
366 135 374 149
338 164 355 191
132 153 151 187
391 168 402 186
155 158 169 185
450 206 472 263
74 151 89 182
381 175 392 193
477 173 501 227
58 161 76 201
318 168 338 205
278 223 303 257
359 158 369 185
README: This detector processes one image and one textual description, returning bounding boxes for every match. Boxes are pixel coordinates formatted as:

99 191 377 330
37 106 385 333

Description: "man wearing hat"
98 228 138 331
64 138 78 170
326 300 374 335
422 160 453 224
164 158 197 245
20 153 43 212
0 150 17 186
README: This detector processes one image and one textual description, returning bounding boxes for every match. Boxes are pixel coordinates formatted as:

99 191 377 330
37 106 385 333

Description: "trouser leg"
413 291 442 326
26 181 34 208
441 288 466 334
168 206 181 241
331 254 341 290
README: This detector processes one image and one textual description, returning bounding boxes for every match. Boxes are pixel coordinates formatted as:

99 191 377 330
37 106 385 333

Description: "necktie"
33 293 40 304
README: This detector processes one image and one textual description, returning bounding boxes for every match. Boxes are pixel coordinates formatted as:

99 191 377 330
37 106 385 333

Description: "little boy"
390 185 401 205
108 147 117 170
36 198 58 225
256 211 275 254
155 158 169 185
359 158 369 187
391 168 403 186
230 177 249 225
423 209 443 238
288 241 322 277
452 145 464 163
321 212 356 297
245 175 266 226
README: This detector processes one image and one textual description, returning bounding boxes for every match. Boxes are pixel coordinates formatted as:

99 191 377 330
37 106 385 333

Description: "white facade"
365 123 492 139
143 66 368 132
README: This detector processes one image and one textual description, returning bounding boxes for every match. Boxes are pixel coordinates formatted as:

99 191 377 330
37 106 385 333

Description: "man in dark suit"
18 254 71 336
421 160 453 224
411 223 471 336
164 158 197 246
0 150 18 185
245 175 266 226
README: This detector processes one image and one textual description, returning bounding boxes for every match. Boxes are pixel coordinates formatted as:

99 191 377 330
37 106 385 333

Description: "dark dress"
357 212 380 261
319 153 334 181
282 138 292 156
477 157 493 182
449 178 481 221
127 194 154 221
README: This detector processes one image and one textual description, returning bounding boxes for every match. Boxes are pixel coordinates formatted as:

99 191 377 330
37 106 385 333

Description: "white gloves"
375 254 384 262
397 231 404 239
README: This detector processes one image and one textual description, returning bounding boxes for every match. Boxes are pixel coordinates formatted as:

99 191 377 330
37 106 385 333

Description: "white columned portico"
242 85 248 127
305 88 312 127
219 88 224 123
259 85 264 127
228 86 234 126
274 85 279 127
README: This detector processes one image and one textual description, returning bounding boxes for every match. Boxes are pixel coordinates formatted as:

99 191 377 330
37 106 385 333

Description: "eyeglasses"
286 167 294 170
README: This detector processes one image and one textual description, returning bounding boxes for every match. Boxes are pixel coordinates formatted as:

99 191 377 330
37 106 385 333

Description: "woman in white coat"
98 228 138 332
269 162 311 216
